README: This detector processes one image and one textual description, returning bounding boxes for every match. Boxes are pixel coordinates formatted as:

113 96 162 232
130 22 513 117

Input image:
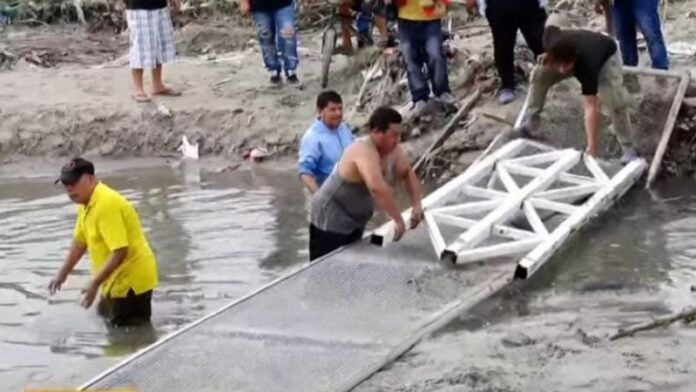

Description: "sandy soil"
0 28 339 162
357 305 696 392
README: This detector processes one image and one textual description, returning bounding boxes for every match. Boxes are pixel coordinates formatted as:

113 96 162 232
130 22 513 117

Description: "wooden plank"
446 150 582 257
523 201 548 235
623 65 687 79
486 170 498 189
529 198 579 215
429 200 501 215
583 154 610 183
424 211 447 257
462 186 509 199
646 71 691 188
371 139 527 247
534 183 601 200
413 89 482 172
496 163 519 192
516 158 647 279
504 163 597 186
432 213 538 240
455 238 542 264
505 149 569 167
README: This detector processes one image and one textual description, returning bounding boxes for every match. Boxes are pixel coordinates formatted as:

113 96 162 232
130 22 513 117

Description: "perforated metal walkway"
82 230 513 392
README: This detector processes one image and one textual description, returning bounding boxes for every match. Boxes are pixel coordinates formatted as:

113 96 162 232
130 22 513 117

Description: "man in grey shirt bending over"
309 106 425 261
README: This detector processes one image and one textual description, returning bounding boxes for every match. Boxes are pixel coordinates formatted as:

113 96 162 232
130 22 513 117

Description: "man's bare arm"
394 147 424 228
584 95 600 156
300 174 320 194
80 247 128 309
92 248 129 289
49 241 86 295
395 147 423 210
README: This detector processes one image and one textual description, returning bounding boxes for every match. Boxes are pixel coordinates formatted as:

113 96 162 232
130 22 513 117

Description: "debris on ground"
610 306 696 341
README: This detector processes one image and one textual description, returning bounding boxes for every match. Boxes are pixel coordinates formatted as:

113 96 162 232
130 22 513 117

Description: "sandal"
132 93 151 103
153 87 182 97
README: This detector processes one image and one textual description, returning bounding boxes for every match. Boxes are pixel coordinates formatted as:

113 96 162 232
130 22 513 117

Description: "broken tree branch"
610 306 696 341
350 56 384 120
74 0 87 24
413 88 482 173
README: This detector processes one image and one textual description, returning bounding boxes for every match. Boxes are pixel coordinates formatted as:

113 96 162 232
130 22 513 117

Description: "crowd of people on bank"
48 0 670 326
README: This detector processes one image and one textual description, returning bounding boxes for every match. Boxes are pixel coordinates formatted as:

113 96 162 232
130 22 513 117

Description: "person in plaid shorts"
126 0 181 102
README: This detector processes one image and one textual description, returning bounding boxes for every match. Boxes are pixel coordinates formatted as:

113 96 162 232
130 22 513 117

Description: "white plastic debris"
179 135 199 160
249 147 269 162
668 42 696 57
157 102 172 117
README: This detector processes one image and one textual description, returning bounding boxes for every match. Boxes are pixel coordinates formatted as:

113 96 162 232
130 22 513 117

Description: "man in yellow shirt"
395 0 453 115
48 158 158 327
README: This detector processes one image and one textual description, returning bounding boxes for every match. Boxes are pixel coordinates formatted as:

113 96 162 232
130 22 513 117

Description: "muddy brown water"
1 163 695 391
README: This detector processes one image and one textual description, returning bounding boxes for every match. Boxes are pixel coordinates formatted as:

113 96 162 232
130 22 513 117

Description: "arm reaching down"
49 240 87 295
394 146 424 228
300 174 320 194
298 134 322 194
584 95 600 156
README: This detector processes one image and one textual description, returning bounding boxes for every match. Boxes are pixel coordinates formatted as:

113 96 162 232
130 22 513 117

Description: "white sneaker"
410 100 428 117
438 92 456 106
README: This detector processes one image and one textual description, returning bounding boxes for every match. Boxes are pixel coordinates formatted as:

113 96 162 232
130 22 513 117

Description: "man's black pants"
485 0 546 90
309 224 363 262
98 289 153 327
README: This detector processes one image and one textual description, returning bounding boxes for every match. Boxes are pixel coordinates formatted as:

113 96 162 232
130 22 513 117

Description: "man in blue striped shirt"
298 91 355 193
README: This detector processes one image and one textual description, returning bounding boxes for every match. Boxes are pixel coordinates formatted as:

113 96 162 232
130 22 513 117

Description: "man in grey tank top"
309 106 424 261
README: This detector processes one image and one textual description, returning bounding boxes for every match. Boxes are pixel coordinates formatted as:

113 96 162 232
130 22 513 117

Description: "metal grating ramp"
83 232 513 392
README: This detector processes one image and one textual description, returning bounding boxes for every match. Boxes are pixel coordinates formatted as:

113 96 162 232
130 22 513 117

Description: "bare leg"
374 15 389 45
131 68 149 102
338 2 354 52
151 64 180 95
152 64 165 92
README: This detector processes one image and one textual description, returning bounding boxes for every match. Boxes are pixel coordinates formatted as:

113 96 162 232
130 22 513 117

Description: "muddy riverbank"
357 179 696 392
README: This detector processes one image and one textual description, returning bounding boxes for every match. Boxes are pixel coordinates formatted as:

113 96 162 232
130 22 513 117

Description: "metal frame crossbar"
372 139 646 279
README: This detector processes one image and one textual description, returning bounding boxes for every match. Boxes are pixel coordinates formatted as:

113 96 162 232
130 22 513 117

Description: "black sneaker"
270 72 281 85
286 73 300 84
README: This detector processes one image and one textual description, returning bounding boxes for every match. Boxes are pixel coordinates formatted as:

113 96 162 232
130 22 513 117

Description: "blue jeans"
252 4 299 74
398 19 451 104
612 0 669 69
357 10 372 36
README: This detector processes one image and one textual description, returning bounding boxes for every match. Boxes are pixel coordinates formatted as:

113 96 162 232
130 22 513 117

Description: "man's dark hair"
316 90 343 110
545 29 577 64
368 106 403 133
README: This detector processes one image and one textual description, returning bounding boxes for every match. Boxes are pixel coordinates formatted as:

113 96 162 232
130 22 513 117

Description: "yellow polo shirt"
398 0 446 21
73 182 158 298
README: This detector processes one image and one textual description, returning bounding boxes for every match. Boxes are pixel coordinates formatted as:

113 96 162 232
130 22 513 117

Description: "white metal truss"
372 139 647 280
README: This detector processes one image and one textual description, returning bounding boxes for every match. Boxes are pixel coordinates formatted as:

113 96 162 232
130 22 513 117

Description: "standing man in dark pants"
596 0 669 69
468 0 547 105
395 0 454 116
